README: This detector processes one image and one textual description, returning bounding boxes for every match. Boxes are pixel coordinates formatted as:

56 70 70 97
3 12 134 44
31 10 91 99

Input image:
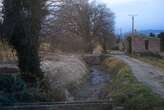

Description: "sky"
0 0 163 34
96 0 164 33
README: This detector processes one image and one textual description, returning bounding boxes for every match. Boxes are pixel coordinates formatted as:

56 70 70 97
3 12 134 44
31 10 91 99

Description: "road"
114 54 164 98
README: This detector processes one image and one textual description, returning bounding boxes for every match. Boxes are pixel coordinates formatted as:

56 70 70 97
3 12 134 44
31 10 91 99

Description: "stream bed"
70 66 111 101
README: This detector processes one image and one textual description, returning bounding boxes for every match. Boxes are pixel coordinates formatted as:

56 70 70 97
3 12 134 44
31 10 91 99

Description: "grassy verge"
103 57 164 110
133 55 164 71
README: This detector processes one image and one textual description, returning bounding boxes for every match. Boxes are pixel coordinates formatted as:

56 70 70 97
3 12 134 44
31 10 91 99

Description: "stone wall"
132 37 161 54
149 38 161 53
132 37 145 53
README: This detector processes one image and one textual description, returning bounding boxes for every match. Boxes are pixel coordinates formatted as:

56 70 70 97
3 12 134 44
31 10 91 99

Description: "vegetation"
0 74 67 106
0 40 16 62
0 0 115 84
103 58 164 110
134 55 164 71
0 74 45 106
1 0 48 85
127 36 132 54
42 0 115 52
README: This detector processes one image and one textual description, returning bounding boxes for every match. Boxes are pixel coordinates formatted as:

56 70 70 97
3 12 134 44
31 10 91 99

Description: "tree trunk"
2 0 45 86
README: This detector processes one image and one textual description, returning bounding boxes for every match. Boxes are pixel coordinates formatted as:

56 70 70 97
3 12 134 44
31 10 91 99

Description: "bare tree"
42 0 115 52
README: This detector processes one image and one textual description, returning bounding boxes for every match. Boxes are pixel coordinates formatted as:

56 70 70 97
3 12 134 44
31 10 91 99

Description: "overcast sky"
96 0 164 33
0 0 163 33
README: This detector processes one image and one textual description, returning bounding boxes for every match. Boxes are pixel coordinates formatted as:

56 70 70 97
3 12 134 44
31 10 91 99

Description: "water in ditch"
69 66 111 101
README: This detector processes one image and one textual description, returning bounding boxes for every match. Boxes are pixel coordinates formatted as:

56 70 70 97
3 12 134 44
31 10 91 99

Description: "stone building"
131 37 161 54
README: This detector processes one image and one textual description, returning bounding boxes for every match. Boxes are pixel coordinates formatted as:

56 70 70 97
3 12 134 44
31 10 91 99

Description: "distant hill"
140 30 164 35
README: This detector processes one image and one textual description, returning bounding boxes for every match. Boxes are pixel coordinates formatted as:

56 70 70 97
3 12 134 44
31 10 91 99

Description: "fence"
0 100 116 110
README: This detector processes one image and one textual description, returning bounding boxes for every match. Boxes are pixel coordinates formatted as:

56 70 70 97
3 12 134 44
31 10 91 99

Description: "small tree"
149 33 155 37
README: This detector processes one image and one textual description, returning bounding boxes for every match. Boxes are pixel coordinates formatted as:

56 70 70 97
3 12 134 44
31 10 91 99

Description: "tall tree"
2 0 47 86
44 0 114 52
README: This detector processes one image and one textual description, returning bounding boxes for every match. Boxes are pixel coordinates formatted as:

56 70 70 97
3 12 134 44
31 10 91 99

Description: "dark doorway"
158 32 164 52
161 37 164 52
145 40 149 50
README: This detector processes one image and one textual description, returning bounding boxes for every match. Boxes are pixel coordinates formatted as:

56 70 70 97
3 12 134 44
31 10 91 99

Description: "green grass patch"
103 58 164 110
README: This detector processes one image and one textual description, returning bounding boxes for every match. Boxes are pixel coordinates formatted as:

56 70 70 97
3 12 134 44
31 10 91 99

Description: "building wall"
132 37 160 53
149 39 160 53
161 38 164 52
132 37 145 53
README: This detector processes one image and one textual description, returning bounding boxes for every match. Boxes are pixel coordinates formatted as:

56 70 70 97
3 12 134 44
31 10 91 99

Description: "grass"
0 41 16 63
102 57 164 110
134 55 164 71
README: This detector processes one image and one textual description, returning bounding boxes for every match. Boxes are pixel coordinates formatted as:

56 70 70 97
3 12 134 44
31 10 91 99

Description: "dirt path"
114 55 164 98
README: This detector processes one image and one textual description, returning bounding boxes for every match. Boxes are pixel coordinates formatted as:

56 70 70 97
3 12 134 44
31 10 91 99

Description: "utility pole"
119 28 122 37
129 15 137 35
129 15 137 55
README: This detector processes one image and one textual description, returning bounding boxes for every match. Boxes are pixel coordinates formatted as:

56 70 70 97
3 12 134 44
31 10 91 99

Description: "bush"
0 75 26 105
0 41 16 63
0 75 50 106
102 58 125 75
